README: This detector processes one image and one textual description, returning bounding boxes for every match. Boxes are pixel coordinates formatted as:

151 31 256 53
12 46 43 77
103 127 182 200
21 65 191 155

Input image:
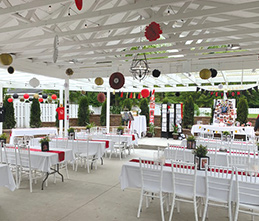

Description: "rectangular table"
0 164 16 191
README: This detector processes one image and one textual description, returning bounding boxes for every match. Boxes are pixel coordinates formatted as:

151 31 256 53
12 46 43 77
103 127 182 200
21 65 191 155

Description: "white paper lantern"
29 77 40 88
218 84 223 89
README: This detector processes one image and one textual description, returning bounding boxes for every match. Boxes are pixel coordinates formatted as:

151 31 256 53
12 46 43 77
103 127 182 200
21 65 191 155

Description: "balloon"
51 94 57 100
29 97 33 102
152 69 161 78
7 66 14 74
7 98 13 103
23 94 29 99
66 68 74 76
175 92 180 97
141 89 149 98
13 93 18 99
42 94 48 99
199 69 211 80
218 84 223 89
210 68 217 78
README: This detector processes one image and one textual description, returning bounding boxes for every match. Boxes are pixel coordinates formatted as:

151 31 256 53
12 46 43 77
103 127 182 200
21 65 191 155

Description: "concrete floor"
0 138 257 221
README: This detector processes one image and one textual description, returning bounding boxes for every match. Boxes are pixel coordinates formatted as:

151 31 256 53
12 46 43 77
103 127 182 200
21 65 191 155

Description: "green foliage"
237 96 248 124
100 101 106 126
140 98 149 125
123 98 133 111
148 124 155 136
3 96 16 129
173 124 178 134
182 96 194 128
187 135 196 141
0 133 7 139
39 136 51 143
162 97 169 104
78 96 89 126
194 103 200 116
193 145 208 157
210 104 214 124
110 105 121 114
30 98 41 128
67 127 75 133
223 131 230 136
86 122 95 129
88 92 102 107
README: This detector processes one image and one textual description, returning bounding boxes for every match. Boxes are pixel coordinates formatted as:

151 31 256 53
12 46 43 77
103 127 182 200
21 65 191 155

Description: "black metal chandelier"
129 53 150 81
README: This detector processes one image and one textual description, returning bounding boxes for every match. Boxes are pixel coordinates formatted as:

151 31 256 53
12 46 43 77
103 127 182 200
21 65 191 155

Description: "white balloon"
29 77 40 88
218 84 223 89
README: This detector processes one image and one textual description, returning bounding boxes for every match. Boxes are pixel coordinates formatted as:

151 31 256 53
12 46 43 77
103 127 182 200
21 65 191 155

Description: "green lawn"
248 114 258 118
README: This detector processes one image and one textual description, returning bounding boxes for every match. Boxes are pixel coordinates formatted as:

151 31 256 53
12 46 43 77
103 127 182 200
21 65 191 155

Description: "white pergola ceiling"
0 0 259 92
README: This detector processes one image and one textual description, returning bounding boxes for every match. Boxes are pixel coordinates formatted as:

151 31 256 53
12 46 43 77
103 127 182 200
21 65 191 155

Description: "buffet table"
0 164 16 191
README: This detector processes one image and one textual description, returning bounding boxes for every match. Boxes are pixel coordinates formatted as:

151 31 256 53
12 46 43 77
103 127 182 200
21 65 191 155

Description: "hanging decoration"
152 69 161 78
66 68 74 76
51 94 57 100
204 90 209 95
20 98 24 102
129 53 150 81
221 93 224 97
13 93 18 99
138 93 141 99
201 89 205 94
196 87 200 92
218 84 223 89
29 77 40 88
129 92 133 99
34 94 39 99
133 93 136 99
47 98 52 103
95 77 104 86
231 92 235 97
210 92 214 96
254 86 258 92
113 90 115 95
126 92 128 98
237 91 241 96
23 94 29 99
226 92 229 97
215 92 218 97
175 92 180 97
97 93 106 103
0 53 13 65
7 98 13 103
120 91 123 98
42 94 48 99
39 98 43 103
199 69 211 80
144 22 162 41
141 89 149 98
29 97 33 102
210 68 217 78
248 88 253 94
81 90 86 95
109 72 125 89
75 0 83 10
7 66 14 74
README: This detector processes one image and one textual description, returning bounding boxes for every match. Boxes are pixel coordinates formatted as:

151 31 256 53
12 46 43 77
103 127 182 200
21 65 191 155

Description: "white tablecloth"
129 115 147 137
93 134 138 147
120 161 258 205
191 125 255 138
0 164 16 191
10 128 58 144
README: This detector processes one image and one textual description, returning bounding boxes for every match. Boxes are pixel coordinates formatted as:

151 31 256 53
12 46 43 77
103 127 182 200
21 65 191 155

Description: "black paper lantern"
210 68 217 78
109 72 125 90
152 69 161 78
7 66 14 74
175 92 180 97
29 97 33 102
13 93 18 99
42 94 48 99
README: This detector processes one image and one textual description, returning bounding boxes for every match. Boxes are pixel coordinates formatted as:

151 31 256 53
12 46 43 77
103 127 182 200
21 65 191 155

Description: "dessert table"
0 164 16 191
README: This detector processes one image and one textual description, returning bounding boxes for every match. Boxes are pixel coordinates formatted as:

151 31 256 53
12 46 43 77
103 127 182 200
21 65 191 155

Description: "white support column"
0 85 3 134
106 88 110 133
64 78 69 136
59 89 63 137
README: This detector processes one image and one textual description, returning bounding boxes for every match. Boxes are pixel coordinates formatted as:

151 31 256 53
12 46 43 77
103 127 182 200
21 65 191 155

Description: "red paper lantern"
24 93 29 99
51 94 57 100
232 92 235 97
210 92 214 96
237 91 240 96
7 98 13 103
145 22 162 41
97 93 106 103
141 89 150 98
38 98 43 103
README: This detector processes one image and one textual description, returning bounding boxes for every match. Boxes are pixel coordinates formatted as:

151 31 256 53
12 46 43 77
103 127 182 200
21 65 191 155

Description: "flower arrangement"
173 124 178 134
86 122 95 129
193 145 208 157
39 136 51 144
187 135 196 142
67 127 75 133
222 131 230 136
0 133 7 140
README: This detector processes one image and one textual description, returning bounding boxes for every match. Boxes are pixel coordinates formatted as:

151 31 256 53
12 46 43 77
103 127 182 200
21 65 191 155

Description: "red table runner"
123 134 135 141
91 140 109 148
30 148 65 162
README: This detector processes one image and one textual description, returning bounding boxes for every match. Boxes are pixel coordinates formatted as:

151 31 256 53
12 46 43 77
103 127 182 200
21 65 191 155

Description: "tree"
30 98 41 128
182 95 194 128
123 98 133 110
3 96 16 129
78 96 89 126
237 96 248 124
100 101 106 126
140 98 149 125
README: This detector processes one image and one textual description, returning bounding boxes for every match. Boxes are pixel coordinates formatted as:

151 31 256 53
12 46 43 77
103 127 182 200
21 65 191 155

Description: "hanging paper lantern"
7 98 13 103
226 92 229 97
210 68 217 78
141 89 149 98
20 98 24 102
218 84 223 89
29 77 40 88
42 94 48 99
254 86 258 92
237 91 241 96
152 69 161 78
109 72 125 89
113 90 115 95
199 69 211 80
97 93 106 103
95 77 104 86
66 68 74 76
221 93 224 97
75 0 83 10
13 93 18 99
34 94 39 99
129 92 133 99
51 94 57 100
29 97 33 102
23 94 29 99
145 22 162 41
7 66 14 74
175 92 180 97
0 53 13 65
81 90 86 95
232 92 235 97
38 98 43 103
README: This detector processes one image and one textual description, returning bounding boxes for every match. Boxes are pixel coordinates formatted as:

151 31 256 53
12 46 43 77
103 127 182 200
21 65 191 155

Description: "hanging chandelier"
129 53 150 81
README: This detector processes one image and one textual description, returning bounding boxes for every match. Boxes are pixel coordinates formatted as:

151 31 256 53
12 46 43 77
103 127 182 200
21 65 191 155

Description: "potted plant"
147 124 155 137
172 124 178 140
186 135 196 149
193 144 209 170
117 126 124 135
0 133 7 146
39 136 51 151
68 127 75 139
86 122 95 130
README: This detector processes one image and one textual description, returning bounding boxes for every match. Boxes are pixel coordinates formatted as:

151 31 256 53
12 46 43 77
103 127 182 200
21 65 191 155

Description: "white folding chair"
207 147 218 165
227 148 251 169
234 168 259 221
169 161 200 221
137 158 168 221
166 144 185 161
111 134 126 160
202 165 235 221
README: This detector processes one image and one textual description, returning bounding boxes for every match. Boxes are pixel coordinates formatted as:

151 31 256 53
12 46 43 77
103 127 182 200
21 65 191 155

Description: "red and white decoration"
149 90 155 125
145 22 162 41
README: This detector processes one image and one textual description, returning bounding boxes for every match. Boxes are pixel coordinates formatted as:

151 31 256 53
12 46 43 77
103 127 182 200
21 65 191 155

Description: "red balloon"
141 89 149 98
51 94 57 100
7 98 13 103
24 94 29 99
97 93 106 103
38 98 43 103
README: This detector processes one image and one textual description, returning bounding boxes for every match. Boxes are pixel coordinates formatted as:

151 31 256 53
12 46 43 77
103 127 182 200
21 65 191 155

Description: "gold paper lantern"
199 69 211 80
66 68 74 76
34 93 39 99
0 53 13 65
95 77 104 86
81 90 86 95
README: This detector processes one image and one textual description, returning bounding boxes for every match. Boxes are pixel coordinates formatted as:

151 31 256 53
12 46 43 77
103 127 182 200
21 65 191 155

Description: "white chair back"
207 147 218 165
227 148 250 169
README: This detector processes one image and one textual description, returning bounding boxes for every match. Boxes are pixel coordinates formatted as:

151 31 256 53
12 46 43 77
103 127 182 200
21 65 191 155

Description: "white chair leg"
65 162 69 179
168 194 176 221
194 198 198 221
160 192 165 221
137 190 144 218
202 199 209 221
